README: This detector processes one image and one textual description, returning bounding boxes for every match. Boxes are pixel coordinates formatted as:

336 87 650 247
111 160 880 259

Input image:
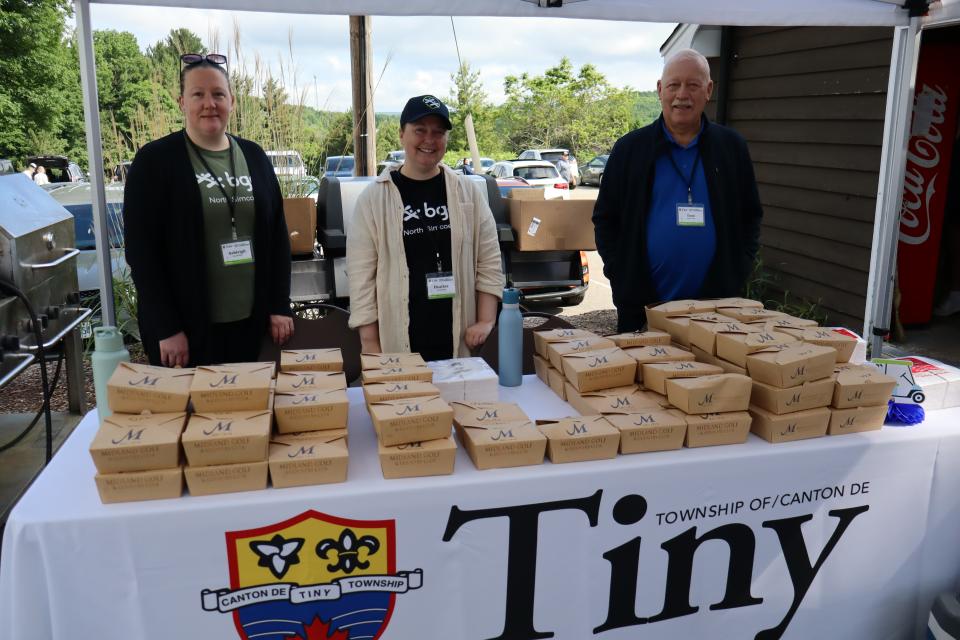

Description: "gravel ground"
0 312 617 414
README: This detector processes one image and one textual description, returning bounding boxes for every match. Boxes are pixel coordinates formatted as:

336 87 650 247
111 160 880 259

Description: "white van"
266 150 306 178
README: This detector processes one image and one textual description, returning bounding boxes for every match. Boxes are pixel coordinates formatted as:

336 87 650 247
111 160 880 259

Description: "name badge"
676 203 706 227
221 238 254 266
426 271 456 300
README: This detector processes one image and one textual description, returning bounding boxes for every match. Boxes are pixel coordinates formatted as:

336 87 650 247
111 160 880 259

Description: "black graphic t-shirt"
391 170 454 361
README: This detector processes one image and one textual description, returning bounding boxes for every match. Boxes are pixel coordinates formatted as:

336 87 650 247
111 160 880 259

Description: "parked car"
580 154 609 186
266 150 306 179
518 148 580 188
384 150 405 164
27 155 84 183
453 157 495 174
489 160 570 200
323 155 355 178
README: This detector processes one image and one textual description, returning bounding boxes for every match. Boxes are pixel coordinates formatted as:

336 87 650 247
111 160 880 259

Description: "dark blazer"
592 114 763 330
123 130 292 365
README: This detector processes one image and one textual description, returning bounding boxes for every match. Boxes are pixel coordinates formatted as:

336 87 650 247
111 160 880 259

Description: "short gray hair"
663 48 711 82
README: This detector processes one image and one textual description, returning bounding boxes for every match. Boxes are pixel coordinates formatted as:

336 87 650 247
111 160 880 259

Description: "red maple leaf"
289 615 351 640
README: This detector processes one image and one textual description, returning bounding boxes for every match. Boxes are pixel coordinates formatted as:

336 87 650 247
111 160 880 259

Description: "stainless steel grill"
0 174 90 407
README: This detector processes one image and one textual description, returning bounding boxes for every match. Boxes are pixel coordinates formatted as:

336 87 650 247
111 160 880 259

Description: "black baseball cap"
400 95 452 130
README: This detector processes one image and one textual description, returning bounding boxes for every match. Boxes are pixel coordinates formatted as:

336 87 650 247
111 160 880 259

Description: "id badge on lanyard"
676 203 706 227
221 236 254 266
426 271 456 300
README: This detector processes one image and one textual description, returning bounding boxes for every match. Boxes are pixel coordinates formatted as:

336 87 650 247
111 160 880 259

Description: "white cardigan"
346 164 505 357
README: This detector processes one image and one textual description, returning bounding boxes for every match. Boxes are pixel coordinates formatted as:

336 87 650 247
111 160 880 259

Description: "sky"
87 6 677 111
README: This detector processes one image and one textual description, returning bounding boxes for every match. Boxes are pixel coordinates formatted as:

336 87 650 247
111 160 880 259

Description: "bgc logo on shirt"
196 171 254 193
403 202 449 222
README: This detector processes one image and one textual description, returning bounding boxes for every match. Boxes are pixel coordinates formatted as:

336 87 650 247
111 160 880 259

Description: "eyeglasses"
180 53 228 66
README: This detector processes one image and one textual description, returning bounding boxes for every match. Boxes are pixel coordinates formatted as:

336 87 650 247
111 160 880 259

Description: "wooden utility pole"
350 16 376 176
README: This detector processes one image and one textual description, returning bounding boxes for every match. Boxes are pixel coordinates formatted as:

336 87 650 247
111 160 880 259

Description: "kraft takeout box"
777 328 857 363
451 407 546 470
275 371 347 393
184 460 268 496
533 354 551 385
716 329 798 368
363 380 441 404
536 416 620 463
749 405 830 443
378 436 457 479
645 300 716 331
642 361 725 395
561 347 637 393
268 430 349 488
547 335 617 370
832 366 897 408
689 318 762 356
533 328 596 358
94 466 183 504
711 297 764 309
624 345 695 381
181 410 271 467
564 384 666 416
606 330 671 349
716 306 787 323
361 352 427 370
746 343 837 388
190 363 274 412
604 409 687 454
761 315 820 330
659 312 732 348
280 348 344 373
106 362 193 414
369 396 453 447
361 366 434 384
547 365 567 399
750 377 835 414
451 401 531 434
684 411 753 448
666 373 753 414
89 412 186 474
828 404 888 435
274 389 349 433
508 193 597 251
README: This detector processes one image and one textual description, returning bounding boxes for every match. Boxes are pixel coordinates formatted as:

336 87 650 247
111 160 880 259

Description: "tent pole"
863 17 921 358
75 0 116 326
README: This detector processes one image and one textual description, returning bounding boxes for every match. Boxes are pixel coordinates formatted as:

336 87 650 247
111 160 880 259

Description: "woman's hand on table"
465 320 495 349
159 331 189 368
270 315 294 345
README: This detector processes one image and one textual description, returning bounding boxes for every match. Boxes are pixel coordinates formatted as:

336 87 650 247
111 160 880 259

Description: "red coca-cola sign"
897 41 960 325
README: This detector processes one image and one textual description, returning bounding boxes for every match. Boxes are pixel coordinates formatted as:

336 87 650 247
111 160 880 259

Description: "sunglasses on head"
180 53 228 66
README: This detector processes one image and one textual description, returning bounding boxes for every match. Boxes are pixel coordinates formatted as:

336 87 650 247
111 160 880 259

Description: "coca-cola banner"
897 40 960 325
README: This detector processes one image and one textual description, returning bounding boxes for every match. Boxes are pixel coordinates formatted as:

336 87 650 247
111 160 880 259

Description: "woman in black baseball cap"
346 94 505 360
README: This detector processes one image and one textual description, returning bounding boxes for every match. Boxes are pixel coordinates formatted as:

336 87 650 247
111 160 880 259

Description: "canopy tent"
75 0 957 356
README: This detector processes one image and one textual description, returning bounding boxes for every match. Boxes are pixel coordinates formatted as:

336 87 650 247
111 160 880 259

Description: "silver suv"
517 148 580 188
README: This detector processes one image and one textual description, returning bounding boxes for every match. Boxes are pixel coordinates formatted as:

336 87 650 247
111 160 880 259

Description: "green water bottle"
92 326 130 420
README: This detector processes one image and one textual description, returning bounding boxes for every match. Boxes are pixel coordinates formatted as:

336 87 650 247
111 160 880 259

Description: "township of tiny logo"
202 510 422 640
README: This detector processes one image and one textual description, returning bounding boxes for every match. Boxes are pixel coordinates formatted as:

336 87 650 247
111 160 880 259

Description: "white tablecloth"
2 376 959 640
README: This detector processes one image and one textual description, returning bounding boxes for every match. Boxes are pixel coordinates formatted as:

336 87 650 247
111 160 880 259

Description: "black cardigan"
123 130 292 365
592 115 763 328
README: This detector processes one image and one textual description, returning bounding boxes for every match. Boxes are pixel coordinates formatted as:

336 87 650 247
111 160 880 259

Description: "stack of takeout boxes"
269 349 349 488
90 362 194 503
182 362 276 495
451 401 547 469
361 353 457 479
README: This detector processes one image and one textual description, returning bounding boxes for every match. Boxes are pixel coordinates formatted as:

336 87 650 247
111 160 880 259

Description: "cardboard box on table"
280 348 343 373
715 329 798 368
684 412 753 448
641 361 724 395
750 377 835 414
94 466 183 504
533 354 551 385
659 312 733 348
666 374 753 414
827 327 868 364
268 430 349 488
761 315 820 330
190 363 275 412
426 357 499 403
184 460 269 496
828 404 888 435
361 366 434 385
606 330 671 349
275 371 347 393
369 396 453 447
363 381 441 405
832 366 897 409
689 317 761 356
451 401 531 436
547 336 617 370
533 328 597 359
746 343 837 388
536 416 620 463
711 297 764 309
89 412 186 474
716 306 787 323
273 389 349 434
452 402 545 469
773 327 857 363
604 409 687 454
561 348 637 393
508 189 597 251
377 436 457 479
749 405 831 443
564 384 666 416
623 345 695 382
181 410 271 467
361 352 427 370
645 300 716 332
106 362 193 414
282 196 316 255
547 366 567 399
889 356 960 410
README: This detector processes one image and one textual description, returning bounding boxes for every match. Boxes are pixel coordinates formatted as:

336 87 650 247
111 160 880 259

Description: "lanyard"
667 147 701 205
186 132 239 240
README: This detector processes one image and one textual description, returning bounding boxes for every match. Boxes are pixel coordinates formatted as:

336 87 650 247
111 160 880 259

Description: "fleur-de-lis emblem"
249 534 304 579
316 528 380 574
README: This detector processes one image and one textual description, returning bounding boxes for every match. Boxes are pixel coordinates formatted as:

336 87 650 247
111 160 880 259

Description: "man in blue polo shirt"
593 49 763 331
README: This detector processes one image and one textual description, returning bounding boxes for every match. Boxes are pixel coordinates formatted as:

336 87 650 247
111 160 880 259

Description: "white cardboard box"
426 357 499 403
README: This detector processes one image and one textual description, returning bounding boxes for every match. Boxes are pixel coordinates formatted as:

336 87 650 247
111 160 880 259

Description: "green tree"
145 28 206 99
446 61 499 157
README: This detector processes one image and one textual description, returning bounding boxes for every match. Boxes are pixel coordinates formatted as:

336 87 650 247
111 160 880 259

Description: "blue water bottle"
498 288 523 387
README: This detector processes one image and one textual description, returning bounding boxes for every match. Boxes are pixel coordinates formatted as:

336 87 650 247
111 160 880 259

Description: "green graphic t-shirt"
186 137 256 323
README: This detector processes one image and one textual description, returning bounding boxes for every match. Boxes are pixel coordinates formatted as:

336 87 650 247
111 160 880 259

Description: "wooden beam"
350 15 376 176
